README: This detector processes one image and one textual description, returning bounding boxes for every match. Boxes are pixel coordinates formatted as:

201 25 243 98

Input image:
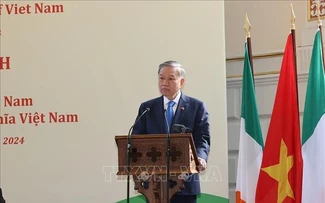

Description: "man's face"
158 66 185 99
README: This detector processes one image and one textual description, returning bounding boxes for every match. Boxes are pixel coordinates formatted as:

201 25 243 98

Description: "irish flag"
235 42 264 203
302 29 325 202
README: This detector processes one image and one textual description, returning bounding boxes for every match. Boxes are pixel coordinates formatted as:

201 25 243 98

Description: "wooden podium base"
133 174 184 203
115 134 199 203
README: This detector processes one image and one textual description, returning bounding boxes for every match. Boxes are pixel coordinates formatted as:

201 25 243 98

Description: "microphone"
172 124 192 134
126 107 150 203
127 107 150 136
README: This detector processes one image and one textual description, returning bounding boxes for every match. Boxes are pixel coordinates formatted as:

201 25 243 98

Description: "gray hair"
158 60 186 78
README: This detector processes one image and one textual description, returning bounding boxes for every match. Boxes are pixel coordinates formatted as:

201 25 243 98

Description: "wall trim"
227 70 280 79
227 72 309 88
226 51 284 62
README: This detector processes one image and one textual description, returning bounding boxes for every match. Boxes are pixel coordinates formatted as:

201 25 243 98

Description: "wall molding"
226 51 284 62
226 45 313 81
226 44 314 62
227 72 309 88
226 70 280 79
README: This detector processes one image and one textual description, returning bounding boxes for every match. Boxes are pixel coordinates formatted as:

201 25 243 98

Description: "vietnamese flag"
255 32 303 203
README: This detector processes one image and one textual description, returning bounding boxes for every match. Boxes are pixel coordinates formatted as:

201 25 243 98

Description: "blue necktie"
166 101 175 131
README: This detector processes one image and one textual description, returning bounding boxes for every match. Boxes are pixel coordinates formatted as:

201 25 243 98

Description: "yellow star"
261 139 294 202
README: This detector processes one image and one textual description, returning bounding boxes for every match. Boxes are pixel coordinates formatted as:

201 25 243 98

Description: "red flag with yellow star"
255 32 303 203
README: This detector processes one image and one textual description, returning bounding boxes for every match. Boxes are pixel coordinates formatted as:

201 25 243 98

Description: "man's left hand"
198 157 207 171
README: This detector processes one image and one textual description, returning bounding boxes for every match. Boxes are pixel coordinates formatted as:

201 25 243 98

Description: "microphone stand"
164 110 171 203
126 107 150 203
126 126 133 203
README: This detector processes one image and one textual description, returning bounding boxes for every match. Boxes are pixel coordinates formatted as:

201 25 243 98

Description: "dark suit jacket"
0 188 5 203
131 92 210 195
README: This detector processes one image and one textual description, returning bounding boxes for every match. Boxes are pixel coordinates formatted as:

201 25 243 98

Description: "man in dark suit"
0 188 5 203
131 60 210 203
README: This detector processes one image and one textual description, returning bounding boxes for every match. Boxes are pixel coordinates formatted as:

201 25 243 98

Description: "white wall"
0 1 228 202
225 1 306 58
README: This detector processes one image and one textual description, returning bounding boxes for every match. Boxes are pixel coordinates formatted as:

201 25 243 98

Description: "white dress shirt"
163 91 181 116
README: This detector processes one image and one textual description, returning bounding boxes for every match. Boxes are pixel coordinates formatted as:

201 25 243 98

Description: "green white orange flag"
255 32 303 202
235 42 264 203
301 29 325 202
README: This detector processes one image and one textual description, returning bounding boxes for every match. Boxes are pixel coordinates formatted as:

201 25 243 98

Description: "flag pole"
316 0 325 67
245 13 254 86
290 4 300 119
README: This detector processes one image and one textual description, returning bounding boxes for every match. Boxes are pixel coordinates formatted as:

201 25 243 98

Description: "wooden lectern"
115 134 199 203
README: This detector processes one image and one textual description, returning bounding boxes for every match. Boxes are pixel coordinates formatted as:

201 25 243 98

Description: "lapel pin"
180 106 185 110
